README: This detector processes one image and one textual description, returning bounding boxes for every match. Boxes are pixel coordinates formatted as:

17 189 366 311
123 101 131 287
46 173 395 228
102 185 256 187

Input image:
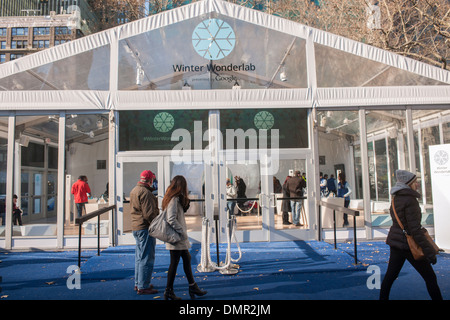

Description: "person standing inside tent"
235 176 247 215
380 170 442 300
130 170 159 295
281 176 292 225
327 174 337 196
71 175 91 218
12 194 23 226
162 175 207 300
286 170 306 226
337 172 351 227
226 178 237 216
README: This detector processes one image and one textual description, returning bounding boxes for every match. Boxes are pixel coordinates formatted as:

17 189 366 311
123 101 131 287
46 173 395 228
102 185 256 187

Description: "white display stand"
321 197 344 228
429 144 450 250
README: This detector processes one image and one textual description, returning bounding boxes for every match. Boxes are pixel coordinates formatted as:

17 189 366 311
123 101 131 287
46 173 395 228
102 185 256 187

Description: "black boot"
164 287 181 300
189 282 207 299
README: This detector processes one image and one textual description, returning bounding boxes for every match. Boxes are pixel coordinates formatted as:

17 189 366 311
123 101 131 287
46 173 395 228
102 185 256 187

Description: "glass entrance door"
117 154 210 245
116 156 164 245
221 151 314 242
267 152 316 241
164 154 207 242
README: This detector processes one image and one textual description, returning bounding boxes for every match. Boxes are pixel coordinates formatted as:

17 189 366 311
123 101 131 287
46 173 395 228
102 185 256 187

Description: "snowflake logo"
254 111 275 130
192 19 236 60
434 150 449 165
154 112 174 133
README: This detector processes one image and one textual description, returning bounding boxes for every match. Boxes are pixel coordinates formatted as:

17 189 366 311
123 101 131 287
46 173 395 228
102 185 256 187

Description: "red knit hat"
140 170 155 181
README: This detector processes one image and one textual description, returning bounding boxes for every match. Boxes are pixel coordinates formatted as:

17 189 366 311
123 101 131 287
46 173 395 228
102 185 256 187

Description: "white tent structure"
1 0 450 250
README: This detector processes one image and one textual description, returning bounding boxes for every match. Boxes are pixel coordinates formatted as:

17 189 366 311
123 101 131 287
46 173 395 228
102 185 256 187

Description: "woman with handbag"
380 170 442 300
162 175 207 300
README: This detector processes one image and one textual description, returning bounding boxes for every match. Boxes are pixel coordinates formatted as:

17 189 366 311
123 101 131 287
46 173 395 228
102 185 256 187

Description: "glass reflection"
14 115 59 236
118 14 307 90
366 110 407 226
65 113 109 236
317 110 362 228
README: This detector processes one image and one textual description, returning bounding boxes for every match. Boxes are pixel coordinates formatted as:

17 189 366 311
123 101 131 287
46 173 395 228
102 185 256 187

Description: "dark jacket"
281 182 291 213
129 182 159 231
286 176 306 200
386 188 437 262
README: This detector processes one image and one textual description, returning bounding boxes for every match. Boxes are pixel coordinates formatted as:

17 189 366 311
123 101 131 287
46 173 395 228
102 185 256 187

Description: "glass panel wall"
0 117 8 237
14 115 59 236
118 13 307 90
365 110 407 227
64 113 109 236
0 45 111 90
225 161 262 231
170 161 205 233
119 110 209 151
412 109 450 225
273 159 307 230
220 108 309 231
317 110 362 228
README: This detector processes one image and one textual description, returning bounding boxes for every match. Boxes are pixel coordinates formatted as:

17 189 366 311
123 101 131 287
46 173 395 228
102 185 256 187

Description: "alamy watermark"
66 265 81 290
366 265 381 290
170 121 280 175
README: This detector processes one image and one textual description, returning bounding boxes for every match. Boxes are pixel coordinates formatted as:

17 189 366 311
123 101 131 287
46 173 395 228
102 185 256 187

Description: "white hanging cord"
229 214 242 263
198 212 242 273
235 199 257 214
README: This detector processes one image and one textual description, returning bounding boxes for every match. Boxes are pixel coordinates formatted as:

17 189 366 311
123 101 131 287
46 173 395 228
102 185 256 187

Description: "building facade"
0 0 96 64
0 0 449 250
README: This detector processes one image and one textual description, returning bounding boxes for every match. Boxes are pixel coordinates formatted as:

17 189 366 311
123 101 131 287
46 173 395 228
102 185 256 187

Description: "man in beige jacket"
130 170 159 295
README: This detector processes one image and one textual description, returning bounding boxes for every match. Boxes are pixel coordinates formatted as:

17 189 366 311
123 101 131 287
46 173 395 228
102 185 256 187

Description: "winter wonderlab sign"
429 144 450 250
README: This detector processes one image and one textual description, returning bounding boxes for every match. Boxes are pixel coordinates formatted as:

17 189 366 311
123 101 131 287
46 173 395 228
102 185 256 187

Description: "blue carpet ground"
1 240 449 303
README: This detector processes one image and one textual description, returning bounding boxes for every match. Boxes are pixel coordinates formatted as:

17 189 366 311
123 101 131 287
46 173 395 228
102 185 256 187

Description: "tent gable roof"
0 0 449 95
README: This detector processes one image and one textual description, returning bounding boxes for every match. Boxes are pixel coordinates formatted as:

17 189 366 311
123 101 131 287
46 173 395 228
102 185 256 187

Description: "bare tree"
268 0 450 70
88 0 189 30
87 0 449 70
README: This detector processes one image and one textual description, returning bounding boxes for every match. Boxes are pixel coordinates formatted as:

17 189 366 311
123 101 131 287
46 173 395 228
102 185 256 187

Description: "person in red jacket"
71 175 91 218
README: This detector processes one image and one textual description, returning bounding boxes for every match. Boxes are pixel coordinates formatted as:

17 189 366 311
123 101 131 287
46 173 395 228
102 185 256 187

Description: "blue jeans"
227 201 236 215
76 203 86 218
290 200 302 225
133 229 156 290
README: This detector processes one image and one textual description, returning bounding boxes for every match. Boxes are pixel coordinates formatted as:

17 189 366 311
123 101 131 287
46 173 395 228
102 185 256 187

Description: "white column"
57 112 65 248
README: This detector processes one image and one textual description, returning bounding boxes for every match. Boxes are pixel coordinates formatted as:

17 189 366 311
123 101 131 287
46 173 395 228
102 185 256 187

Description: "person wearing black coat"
380 170 442 300
281 176 292 225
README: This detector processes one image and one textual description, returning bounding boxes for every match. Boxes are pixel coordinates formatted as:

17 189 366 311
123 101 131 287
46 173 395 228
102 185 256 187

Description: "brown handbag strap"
391 196 406 232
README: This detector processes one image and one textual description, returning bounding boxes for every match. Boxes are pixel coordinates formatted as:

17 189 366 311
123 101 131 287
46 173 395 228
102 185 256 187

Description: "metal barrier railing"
318 200 360 265
75 204 116 267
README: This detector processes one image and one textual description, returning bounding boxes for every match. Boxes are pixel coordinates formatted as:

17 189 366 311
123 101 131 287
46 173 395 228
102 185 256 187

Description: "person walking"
71 175 91 218
380 170 442 300
337 172 351 226
286 170 306 226
163 175 207 300
130 170 159 295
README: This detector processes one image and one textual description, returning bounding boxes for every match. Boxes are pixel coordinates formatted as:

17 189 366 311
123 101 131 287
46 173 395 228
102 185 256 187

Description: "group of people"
129 170 207 300
279 170 352 227
281 171 307 226
225 176 250 215
73 168 443 301
320 172 352 226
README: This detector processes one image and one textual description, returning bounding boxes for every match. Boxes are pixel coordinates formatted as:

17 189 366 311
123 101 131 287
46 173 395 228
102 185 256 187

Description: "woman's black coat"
281 182 291 213
386 187 437 262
